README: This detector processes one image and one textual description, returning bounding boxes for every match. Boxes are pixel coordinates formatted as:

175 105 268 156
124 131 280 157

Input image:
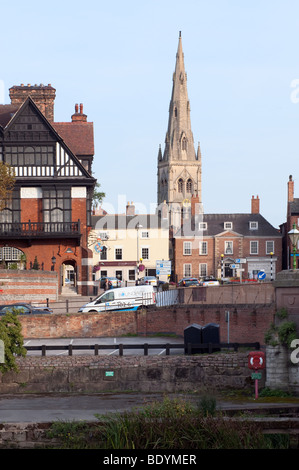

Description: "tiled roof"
0 105 18 127
52 122 94 156
92 214 168 230
177 213 282 237
0 104 94 157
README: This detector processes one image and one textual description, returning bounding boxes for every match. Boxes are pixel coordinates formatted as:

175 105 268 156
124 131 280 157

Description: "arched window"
186 179 193 193
0 246 25 268
178 178 184 193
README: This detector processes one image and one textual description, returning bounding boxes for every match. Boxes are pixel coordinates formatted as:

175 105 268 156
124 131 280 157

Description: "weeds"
47 396 289 449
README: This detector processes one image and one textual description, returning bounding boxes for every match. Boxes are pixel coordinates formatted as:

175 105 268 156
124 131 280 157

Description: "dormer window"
250 221 258 230
224 222 233 230
199 222 207 231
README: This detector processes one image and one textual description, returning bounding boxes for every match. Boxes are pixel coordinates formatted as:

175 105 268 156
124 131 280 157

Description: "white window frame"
183 263 192 277
250 241 259 255
266 241 274 254
115 247 123 260
199 222 207 231
199 241 208 255
224 222 233 230
249 221 258 230
141 247 150 260
183 241 192 255
199 263 207 277
225 241 233 255
141 231 149 239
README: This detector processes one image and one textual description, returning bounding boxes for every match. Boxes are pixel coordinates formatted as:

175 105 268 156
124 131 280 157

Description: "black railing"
25 341 260 356
0 220 81 238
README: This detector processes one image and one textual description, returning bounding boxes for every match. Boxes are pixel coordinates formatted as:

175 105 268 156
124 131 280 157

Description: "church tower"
157 33 202 227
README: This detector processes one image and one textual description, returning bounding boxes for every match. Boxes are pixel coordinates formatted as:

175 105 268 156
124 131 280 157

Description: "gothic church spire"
157 33 202 220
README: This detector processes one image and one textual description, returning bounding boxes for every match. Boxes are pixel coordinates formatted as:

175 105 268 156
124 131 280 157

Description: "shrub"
0 309 27 372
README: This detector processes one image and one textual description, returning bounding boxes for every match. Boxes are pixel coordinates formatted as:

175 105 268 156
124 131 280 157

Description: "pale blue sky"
2 0 299 228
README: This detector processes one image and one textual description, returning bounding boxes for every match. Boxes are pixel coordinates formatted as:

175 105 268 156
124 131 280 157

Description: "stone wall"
0 353 256 394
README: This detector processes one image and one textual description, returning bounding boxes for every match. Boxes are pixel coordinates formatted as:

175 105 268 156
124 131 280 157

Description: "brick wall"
0 270 58 303
19 303 274 345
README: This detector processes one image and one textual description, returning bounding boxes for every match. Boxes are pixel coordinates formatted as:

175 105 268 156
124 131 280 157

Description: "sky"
2 0 299 229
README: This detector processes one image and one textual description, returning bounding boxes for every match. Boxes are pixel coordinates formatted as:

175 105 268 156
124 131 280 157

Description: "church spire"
157 33 202 221
163 32 196 162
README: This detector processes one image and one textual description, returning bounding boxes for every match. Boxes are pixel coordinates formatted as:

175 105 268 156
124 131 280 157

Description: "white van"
78 285 156 313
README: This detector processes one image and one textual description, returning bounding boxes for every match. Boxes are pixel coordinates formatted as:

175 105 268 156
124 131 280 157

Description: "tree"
92 182 105 208
0 309 27 373
0 162 15 210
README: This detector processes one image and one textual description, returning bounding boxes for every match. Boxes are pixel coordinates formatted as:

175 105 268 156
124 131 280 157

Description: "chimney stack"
71 102 87 122
251 195 260 214
126 202 135 216
9 84 56 121
288 175 294 203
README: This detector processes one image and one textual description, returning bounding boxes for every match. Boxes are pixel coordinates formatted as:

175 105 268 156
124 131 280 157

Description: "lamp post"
136 223 143 278
288 222 299 270
221 254 224 283
270 252 273 281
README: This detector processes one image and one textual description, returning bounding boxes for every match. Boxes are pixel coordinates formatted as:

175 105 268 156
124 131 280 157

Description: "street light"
136 223 143 278
270 252 273 281
221 254 224 283
288 222 299 270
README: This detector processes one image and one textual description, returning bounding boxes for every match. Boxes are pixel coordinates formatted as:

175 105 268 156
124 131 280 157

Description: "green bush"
0 309 27 373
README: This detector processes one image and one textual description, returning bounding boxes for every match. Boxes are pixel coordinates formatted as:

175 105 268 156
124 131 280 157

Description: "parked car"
177 277 200 287
139 276 158 287
0 303 53 315
100 276 121 289
201 277 220 287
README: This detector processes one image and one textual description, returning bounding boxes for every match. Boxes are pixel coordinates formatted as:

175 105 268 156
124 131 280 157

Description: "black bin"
184 323 202 354
202 323 220 353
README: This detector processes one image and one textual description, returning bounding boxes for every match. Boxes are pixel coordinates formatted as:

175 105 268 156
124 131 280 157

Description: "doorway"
61 260 77 294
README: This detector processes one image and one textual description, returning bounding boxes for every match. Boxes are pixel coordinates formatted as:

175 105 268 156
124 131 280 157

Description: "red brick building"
0 84 96 295
280 175 299 269
172 194 282 282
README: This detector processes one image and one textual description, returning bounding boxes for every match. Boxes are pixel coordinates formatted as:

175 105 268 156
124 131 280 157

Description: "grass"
46 395 290 449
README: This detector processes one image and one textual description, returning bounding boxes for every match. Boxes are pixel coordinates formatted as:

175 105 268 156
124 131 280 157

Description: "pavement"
0 393 299 423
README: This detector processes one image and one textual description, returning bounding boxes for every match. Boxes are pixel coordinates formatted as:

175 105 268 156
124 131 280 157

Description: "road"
23 336 184 357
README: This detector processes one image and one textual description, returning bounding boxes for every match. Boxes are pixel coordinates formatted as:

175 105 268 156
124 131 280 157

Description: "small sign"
105 371 114 377
251 372 262 380
0 340 4 363
230 264 240 269
258 271 266 280
235 258 246 264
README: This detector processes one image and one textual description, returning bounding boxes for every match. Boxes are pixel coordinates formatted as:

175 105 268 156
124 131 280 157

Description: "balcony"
0 220 81 244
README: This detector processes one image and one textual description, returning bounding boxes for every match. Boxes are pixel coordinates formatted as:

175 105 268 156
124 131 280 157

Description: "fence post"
94 344 99 356
42 345 46 356
166 344 170 356
66 299 69 313
119 344 123 356
144 343 148 356
68 344 73 356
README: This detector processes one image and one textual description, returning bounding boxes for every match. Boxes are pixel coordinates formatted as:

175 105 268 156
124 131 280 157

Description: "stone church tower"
157 33 203 227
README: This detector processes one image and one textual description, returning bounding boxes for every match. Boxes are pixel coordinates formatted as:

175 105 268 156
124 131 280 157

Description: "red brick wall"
19 304 274 345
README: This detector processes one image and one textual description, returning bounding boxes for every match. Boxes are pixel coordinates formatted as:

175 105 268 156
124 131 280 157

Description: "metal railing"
0 220 81 238
25 341 260 356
